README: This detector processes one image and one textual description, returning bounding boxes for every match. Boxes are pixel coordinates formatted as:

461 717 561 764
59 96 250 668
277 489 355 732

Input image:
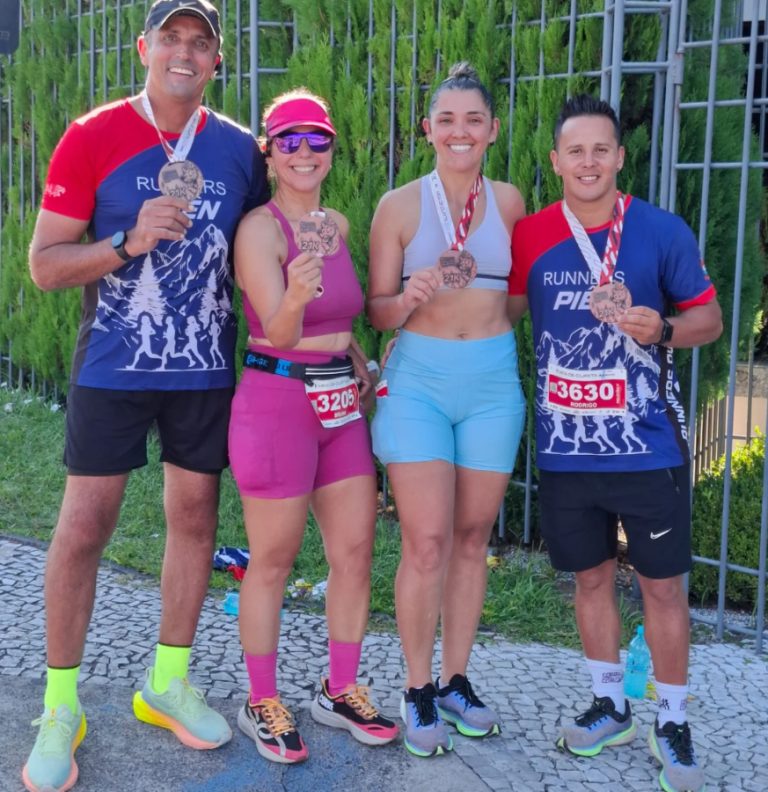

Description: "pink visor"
264 98 337 138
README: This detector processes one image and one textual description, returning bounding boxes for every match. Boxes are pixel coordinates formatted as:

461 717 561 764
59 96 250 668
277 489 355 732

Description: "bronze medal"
438 248 477 289
295 211 340 257
588 282 632 323
158 160 204 201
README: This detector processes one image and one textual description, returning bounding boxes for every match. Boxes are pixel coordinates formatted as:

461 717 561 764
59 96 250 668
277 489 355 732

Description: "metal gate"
594 0 767 651
1 0 766 650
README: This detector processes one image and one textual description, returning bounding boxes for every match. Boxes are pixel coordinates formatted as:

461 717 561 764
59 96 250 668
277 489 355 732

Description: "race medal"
158 159 204 201
588 281 632 323
438 248 477 289
305 375 361 428
140 90 203 202
427 170 483 288
295 211 340 257
562 192 630 323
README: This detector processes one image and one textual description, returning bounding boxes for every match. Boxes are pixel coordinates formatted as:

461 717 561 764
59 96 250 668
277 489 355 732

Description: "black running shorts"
64 385 234 475
538 466 692 580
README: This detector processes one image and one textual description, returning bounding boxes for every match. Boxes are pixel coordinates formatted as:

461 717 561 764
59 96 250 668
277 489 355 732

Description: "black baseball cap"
144 0 222 44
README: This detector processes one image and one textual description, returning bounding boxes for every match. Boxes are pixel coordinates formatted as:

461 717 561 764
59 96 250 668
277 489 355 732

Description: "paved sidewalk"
1 537 766 792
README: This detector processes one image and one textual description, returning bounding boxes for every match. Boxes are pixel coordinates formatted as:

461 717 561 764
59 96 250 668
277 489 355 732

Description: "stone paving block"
595 761 628 780
485 779 512 791
744 777 768 791
3 537 767 791
529 757 555 774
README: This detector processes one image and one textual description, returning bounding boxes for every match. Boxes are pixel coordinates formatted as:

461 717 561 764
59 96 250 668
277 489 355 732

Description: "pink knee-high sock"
328 640 362 697
244 651 278 705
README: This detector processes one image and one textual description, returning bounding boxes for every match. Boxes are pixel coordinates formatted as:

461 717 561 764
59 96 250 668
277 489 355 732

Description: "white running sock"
655 681 688 726
585 658 625 714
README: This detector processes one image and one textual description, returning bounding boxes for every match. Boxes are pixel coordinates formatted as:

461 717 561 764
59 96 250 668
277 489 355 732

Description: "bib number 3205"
305 375 361 428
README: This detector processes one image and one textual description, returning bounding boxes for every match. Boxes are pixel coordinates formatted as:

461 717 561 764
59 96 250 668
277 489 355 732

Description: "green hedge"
691 433 766 605
0 0 763 407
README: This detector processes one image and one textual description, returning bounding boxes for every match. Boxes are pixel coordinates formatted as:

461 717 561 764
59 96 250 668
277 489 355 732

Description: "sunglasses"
272 131 334 154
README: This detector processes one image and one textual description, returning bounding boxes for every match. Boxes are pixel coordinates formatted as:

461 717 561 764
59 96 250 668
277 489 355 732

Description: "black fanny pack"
243 350 354 383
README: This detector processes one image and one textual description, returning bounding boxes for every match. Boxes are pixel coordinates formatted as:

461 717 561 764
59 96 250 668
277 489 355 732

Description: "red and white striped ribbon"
428 170 484 252
561 191 626 285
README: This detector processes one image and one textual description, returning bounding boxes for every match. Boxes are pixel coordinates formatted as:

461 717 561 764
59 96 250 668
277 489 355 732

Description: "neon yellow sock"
152 644 191 694
44 665 80 712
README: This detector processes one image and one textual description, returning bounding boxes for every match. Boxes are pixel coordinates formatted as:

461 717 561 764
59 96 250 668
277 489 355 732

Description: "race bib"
305 375 361 428
546 364 627 416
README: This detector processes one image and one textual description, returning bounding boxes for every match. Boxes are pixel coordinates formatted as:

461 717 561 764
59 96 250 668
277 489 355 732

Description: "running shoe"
649 719 705 792
238 697 308 764
436 673 501 737
556 695 636 757
399 683 453 758
132 671 232 749
310 677 399 745
22 703 87 792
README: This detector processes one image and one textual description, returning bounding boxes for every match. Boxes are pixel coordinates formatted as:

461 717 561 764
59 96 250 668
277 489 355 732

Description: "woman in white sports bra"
367 62 527 757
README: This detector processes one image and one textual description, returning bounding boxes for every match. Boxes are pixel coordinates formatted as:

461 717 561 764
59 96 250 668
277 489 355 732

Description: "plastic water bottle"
624 624 651 699
222 591 239 616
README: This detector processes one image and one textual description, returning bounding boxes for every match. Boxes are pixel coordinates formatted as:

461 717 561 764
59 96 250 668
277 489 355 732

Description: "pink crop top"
244 201 364 339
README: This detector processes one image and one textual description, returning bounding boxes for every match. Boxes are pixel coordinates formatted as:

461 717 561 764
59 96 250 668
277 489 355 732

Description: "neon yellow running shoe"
22 703 87 792
132 671 232 749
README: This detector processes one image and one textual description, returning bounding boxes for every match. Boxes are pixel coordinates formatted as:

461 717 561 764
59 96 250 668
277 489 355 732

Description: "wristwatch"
111 230 132 262
658 317 674 346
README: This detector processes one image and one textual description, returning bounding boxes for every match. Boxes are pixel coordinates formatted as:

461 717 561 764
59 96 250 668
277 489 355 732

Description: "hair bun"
428 61 494 116
447 61 479 81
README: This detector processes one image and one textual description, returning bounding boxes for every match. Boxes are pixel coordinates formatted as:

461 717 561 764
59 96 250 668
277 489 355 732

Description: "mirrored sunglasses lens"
274 132 332 153
305 133 332 152
274 135 300 153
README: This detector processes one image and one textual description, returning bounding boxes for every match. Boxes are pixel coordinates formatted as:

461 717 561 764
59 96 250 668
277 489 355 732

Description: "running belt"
243 350 353 381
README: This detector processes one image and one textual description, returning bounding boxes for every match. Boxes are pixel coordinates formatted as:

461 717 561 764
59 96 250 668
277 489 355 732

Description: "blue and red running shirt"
41 98 269 391
509 196 716 473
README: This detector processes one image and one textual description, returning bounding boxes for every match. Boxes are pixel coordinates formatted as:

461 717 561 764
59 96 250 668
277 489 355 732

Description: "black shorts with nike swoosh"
538 466 692 579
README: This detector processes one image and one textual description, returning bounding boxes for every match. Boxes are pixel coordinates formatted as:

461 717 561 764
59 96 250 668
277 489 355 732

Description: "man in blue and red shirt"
22 2 269 790
509 95 721 792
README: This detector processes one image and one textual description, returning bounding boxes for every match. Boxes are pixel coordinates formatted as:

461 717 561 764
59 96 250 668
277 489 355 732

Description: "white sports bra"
401 175 511 291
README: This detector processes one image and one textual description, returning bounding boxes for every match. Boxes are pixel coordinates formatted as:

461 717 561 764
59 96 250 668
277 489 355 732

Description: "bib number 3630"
305 375 361 428
546 364 627 416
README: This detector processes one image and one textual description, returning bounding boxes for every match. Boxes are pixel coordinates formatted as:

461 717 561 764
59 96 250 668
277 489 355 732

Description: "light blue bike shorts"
372 330 526 473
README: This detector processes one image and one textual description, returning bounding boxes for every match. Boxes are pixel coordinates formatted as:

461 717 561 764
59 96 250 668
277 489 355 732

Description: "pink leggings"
229 349 375 499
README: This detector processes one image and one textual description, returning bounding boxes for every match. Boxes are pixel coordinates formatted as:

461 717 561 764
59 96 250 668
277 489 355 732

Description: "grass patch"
1 386 599 647
484 551 579 646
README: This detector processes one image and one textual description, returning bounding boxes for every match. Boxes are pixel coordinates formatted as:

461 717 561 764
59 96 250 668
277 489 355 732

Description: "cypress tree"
0 0 762 409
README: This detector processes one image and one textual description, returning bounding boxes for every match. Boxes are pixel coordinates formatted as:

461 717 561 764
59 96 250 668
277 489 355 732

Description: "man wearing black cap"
22 2 269 790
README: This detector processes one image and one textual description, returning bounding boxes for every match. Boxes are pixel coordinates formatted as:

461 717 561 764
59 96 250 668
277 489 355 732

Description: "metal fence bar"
386 1 396 191
647 9 668 205
746 339 755 442
506 5 517 185
687 0 723 460
600 0 613 101
756 393 768 653
713 5 760 641
2 0 766 649
609 0 624 113
249 0 258 134
408 1 416 162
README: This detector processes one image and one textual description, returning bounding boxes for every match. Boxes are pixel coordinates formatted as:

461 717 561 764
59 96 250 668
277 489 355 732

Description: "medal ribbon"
562 191 626 286
140 90 200 163
428 170 484 251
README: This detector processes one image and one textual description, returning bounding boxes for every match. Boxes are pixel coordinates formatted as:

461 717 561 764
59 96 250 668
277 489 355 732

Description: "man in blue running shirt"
22 3 269 790
509 95 721 792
